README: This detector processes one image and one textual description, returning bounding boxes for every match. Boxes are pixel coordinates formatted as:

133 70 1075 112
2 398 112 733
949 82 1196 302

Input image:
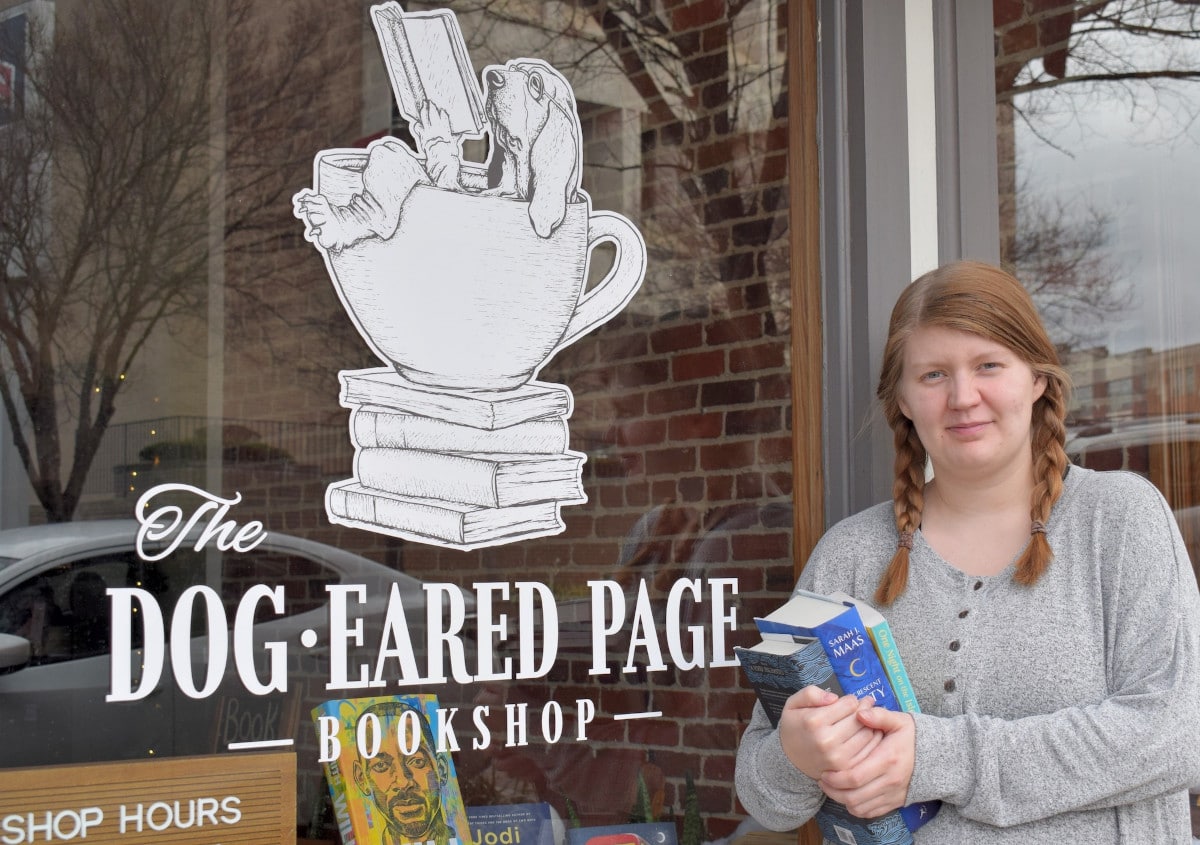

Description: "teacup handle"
554 211 647 352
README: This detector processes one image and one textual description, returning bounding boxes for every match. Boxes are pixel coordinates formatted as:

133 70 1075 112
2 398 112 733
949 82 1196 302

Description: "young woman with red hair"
736 261 1200 843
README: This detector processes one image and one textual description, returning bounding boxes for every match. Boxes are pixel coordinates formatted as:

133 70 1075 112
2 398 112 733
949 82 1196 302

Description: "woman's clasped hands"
778 686 917 819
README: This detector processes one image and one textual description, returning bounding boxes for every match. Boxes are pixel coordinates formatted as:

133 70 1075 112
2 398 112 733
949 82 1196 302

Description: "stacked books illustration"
326 367 587 549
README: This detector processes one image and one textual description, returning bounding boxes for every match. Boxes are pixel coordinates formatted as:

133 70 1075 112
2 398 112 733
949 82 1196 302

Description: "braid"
1014 376 1069 586
875 421 926 605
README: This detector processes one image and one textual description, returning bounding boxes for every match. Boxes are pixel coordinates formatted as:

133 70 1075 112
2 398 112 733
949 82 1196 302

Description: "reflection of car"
0 520 461 775
1068 417 1200 581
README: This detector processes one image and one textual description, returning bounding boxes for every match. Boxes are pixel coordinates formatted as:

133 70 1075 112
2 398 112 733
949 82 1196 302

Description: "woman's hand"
819 706 916 818
777 687 883 780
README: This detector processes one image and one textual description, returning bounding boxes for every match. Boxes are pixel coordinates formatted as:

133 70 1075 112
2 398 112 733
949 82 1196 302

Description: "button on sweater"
735 466 1200 843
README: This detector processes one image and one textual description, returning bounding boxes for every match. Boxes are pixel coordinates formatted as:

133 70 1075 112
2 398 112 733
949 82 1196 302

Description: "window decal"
294 3 647 551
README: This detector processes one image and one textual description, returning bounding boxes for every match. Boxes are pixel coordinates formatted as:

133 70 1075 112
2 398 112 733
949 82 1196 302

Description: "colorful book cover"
733 638 844 727
821 591 922 717
753 592 940 837
566 822 677 845
814 799 913 845
314 694 471 845
754 594 899 710
467 802 557 845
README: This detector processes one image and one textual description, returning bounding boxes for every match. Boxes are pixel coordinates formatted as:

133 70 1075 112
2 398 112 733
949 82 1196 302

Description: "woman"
735 261 1200 843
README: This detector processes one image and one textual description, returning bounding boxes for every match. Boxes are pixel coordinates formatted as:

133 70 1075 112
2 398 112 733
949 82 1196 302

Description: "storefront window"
994 0 1200 579
0 0 803 839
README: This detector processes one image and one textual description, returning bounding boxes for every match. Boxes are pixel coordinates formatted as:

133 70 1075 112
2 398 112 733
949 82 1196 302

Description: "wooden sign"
0 752 295 844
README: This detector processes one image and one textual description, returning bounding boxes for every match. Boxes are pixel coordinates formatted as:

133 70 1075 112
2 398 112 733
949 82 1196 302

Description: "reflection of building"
1064 344 1200 423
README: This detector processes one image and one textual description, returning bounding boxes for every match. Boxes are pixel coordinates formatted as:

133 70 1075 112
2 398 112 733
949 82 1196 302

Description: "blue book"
755 594 900 710
822 590 921 717
467 803 556 845
753 592 940 840
734 638 843 727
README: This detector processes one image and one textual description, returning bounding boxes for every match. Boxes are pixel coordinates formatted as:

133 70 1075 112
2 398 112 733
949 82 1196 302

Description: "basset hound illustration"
483 59 583 238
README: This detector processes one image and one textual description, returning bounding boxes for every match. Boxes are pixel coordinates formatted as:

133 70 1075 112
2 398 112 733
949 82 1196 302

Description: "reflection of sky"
1016 79 1200 355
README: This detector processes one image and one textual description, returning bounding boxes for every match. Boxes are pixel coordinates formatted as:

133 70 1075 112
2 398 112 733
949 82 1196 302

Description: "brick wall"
220 1 797 839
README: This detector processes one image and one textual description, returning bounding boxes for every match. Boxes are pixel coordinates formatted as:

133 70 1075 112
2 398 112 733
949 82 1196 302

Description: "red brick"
767 470 793 496
1001 21 1037 56
696 782 737 815
672 349 726 381
671 0 725 31
700 379 755 407
648 385 698 415
703 752 737 783
705 314 763 345
683 720 742 750
735 472 764 498
757 436 792 464
993 0 1026 28
730 341 785 372
646 447 697 474
650 323 704 353
766 151 791 183
669 412 724 441
678 476 705 502
615 359 670 388
701 22 730 52
725 407 781 435
727 567 763 593
758 373 792 400
700 440 755 471
707 474 734 500
617 419 667 447
652 480 677 501
696 139 734 171
732 532 791 561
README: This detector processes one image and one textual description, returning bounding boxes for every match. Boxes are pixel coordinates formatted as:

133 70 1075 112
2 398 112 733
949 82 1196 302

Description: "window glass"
0 0 798 837
994 1 1200 580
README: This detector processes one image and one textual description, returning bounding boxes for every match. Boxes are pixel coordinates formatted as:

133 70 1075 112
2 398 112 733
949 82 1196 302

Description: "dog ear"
527 76 581 238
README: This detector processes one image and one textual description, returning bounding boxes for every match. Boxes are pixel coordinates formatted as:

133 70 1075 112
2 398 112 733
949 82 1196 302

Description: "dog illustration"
483 59 583 238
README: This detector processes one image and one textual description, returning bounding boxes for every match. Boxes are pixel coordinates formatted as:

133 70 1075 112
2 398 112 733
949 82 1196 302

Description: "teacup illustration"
312 152 646 392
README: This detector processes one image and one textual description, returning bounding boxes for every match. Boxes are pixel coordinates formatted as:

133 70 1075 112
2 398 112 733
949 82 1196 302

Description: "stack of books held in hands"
326 368 586 548
734 590 939 845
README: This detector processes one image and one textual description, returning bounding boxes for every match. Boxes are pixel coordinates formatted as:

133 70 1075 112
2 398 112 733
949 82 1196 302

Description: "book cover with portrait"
314 693 471 845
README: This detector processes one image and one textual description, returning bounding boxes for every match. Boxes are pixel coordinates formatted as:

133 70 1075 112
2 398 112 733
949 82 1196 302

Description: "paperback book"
742 592 940 844
566 822 677 845
313 693 471 845
732 637 842 727
467 803 557 845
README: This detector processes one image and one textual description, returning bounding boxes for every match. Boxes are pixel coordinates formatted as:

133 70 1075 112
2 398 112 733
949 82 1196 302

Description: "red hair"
873 261 1071 605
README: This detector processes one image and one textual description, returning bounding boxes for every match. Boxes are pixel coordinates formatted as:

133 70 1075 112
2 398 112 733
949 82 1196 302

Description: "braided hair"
873 261 1071 605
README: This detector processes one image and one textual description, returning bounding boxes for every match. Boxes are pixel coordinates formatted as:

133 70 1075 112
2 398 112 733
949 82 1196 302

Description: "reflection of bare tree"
996 0 1200 353
1003 188 1131 352
407 0 792 328
0 0 337 522
996 1 1200 141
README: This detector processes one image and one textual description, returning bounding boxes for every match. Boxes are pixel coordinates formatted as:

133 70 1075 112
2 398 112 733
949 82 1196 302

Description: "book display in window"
313 693 471 845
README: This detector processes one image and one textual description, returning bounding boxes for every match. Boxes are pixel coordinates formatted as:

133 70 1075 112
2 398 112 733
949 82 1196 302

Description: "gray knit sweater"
735 466 1200 843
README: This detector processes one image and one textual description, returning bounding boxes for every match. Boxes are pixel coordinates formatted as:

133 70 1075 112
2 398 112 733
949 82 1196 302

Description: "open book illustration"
292 3 646 550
